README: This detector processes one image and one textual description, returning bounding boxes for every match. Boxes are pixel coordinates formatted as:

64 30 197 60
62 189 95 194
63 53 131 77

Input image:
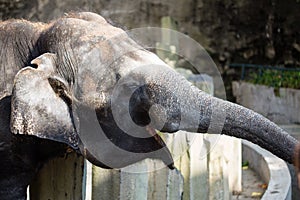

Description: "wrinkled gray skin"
0 12 298 199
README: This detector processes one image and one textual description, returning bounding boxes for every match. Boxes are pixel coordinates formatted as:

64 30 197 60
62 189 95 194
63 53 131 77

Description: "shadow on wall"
29 153 84 200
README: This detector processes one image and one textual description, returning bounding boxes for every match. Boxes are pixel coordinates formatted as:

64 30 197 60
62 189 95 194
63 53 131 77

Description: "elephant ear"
10 53 79 149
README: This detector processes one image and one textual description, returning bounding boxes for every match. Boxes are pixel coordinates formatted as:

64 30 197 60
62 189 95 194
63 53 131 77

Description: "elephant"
0 12 298 199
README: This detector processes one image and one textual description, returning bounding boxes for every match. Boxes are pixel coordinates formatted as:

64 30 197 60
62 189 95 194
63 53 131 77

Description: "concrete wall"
30 153 84 200
84 133 241 200
242 140 292 200
2 0 300 67
232 81 300 124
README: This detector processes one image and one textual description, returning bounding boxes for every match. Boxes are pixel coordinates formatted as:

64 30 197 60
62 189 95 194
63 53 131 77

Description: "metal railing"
229 63 300 89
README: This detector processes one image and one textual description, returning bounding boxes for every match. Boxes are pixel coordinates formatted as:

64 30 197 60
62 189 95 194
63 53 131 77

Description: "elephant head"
8 12 299 169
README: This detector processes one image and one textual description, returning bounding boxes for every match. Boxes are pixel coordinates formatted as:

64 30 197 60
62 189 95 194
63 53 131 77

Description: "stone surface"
1 0 299 67
88 159 184 200
232 81 300 124
30 153 84 200
91 165 120 200
242 140 292 200
232 168 266 200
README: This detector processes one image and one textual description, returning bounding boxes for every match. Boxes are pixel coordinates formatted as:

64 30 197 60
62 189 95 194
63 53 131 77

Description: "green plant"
248 69 300 91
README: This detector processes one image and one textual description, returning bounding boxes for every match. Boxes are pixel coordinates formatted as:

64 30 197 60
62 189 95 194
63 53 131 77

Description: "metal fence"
229 63 300 89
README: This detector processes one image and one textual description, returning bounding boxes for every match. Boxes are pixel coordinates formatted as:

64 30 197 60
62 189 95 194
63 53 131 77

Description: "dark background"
1 0 299 68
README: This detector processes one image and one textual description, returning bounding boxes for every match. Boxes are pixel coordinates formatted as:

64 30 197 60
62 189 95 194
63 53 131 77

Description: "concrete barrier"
242 140 292 200
232 81 300 124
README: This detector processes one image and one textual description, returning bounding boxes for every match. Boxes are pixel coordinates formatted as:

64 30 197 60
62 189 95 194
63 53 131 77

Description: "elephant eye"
48 77 72 105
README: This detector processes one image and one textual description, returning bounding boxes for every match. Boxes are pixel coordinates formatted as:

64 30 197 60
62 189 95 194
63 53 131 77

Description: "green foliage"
248 69 300 90
242 160 249 167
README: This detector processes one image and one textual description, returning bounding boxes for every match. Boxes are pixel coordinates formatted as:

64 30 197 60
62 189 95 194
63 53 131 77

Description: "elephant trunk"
215 95 298 164
137 65 298 164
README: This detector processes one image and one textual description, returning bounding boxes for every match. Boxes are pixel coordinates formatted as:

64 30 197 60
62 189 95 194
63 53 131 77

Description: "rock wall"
1 0 299 67
232 81 300 124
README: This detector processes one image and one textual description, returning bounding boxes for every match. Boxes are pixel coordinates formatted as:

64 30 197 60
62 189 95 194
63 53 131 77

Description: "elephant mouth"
71 104 175 169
